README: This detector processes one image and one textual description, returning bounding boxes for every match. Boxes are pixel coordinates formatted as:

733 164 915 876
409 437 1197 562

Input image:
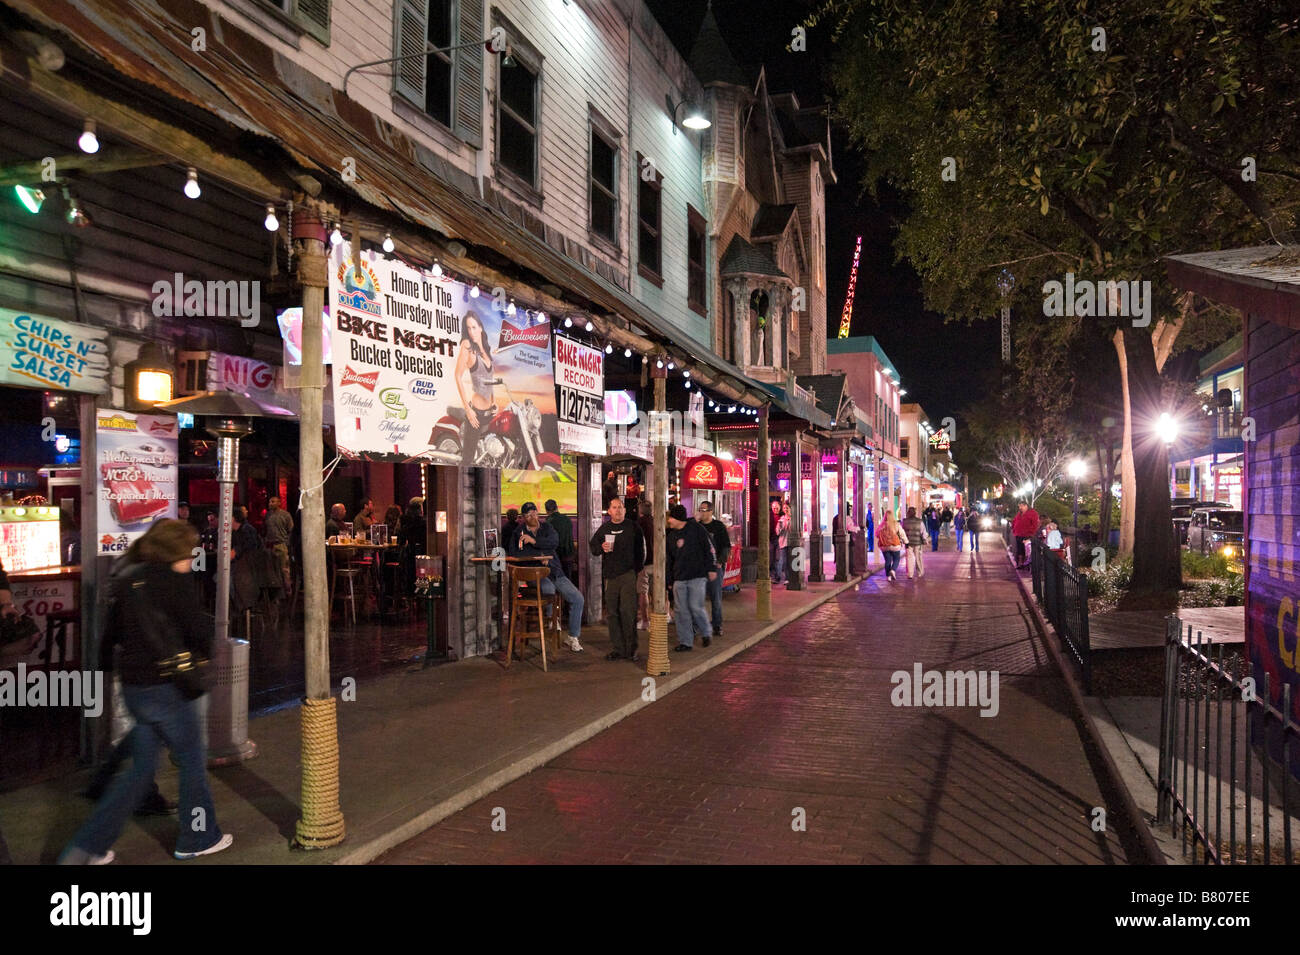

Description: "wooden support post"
835 440 849 582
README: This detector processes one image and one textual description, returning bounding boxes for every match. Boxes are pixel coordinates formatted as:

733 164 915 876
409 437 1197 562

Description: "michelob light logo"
339 365 380 391
497 321 550 350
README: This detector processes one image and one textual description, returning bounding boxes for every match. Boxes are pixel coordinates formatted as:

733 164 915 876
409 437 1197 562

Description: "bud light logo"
408 379 439 401
339 365 380 391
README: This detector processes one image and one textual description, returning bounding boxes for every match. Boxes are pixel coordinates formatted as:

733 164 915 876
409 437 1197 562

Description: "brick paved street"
378 535 1133 864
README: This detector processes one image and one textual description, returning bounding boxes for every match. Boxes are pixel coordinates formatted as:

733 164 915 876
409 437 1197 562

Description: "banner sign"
554 335 606 455
96 410 178 555
327 247 561 468
207 352 278 399
681 454 746 492
0 308 109 394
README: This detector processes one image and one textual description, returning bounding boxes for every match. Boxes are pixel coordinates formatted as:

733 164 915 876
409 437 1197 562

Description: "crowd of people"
874 502 986 582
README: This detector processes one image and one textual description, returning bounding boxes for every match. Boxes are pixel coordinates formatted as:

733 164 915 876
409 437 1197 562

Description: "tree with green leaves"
815 0 1294 596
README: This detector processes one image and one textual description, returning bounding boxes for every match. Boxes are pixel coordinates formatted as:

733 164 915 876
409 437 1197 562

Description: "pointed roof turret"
688 2 749 87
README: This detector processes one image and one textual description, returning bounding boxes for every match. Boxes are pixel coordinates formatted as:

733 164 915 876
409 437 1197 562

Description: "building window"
589 111 619 247
495 28 540 190
687 205 707 315
393 0 484 145
900 437 910 461
253 0 331 42
637 152 662 284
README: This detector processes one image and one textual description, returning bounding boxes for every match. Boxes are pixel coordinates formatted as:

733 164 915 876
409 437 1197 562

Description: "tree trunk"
1113 330 1136 557
1122 326 1182 596
1094 434 1113 549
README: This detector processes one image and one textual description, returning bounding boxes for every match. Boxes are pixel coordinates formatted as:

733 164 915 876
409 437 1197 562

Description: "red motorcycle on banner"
427 378 562 471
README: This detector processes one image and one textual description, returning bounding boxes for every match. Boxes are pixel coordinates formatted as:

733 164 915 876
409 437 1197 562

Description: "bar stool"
330 547 364 625
506 565 557 671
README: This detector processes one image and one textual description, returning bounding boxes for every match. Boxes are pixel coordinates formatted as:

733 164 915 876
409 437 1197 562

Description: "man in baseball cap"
510 501 585 652
665 503 716 651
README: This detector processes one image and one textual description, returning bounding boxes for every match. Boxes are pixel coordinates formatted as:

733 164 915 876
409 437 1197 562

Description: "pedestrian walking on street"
966 507 982 553
59 520 231 864
264 496 294 592
666 503 716 651
925 505 941 552
1011 501 1040 568
590 498 644 661
940 505 954 540
510 502 585 652
865 502 875 553
876 511 904 581
953 506 966 553
902 507 928 579
696 500 731 637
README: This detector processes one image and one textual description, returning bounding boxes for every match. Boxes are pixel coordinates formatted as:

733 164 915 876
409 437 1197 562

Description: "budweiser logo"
147 420 175 436
498 321 550 350
339 365 380 391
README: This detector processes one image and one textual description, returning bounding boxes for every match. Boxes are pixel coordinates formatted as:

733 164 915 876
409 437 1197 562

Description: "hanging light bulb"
329 222 343 246
183 167 201 199
264 204 279 231
564 316 572 328
683 370 691 379
431 260 443 277
64 193 92 228
656 358 664 369
584 320 594 332
507 301 517 316
78 118 99 154
382 232 395 253
728 405 736 413
667 360 676 370
642 355 648 364
470 284 480 298
684 380 691 389
624 347 632 358
536 311 546 323
605 343 613 354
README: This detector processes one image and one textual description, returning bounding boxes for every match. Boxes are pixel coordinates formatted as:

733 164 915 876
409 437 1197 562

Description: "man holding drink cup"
589 498 645 662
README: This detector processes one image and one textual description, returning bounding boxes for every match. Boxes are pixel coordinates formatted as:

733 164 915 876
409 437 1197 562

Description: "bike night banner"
327 246 561 469
96 410 179 555
554 334 605 455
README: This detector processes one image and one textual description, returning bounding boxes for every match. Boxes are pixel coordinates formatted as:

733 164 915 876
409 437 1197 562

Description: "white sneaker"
564 636 583 652
175 833 233 860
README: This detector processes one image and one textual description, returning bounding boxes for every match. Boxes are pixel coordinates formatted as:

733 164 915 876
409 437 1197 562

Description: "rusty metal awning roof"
1166 245 1300 329
1 0 790 407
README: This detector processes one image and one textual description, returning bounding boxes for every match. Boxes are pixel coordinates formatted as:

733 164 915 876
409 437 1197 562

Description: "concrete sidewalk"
1 572 864 865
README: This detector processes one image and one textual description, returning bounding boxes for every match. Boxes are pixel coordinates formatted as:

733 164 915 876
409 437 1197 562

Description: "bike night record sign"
327 247 561 468
96 410 179 555
554 334 605 455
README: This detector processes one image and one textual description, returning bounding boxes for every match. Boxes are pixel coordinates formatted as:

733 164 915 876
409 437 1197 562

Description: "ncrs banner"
327 247 561 470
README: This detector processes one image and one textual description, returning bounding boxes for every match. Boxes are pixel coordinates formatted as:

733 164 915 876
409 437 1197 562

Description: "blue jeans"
882 548 902 576
706 567 724 631
65 682 222 858
774 545 786 583
956 527 965 551
968 528 980 552
928 524 940 551
672 577 710 647
541 573 585 638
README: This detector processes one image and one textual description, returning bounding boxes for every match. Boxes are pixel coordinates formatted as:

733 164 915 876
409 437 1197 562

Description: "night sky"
643 0 1000 422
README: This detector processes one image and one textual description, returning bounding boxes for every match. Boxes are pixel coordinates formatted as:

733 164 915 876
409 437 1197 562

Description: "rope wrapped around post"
292 696 346 849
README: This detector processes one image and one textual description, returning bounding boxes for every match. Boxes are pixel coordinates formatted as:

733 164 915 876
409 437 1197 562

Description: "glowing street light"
1157 412 1179 445
1068 459 1086 530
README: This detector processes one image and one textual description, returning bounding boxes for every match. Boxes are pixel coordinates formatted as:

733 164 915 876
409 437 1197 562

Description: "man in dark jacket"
589 498 644 661
510 501 585 651
665 504 715 652
545 499 575 582
695 500 731 637
637 500 654 629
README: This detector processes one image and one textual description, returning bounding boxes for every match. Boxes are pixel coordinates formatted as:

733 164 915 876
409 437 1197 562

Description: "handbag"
124 574 211 701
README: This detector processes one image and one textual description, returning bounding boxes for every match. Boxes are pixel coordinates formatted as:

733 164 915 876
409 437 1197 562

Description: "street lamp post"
1068 459 1086 532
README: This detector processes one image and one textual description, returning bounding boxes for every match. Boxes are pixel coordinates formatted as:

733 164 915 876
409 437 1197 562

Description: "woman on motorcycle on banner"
455 310 497 464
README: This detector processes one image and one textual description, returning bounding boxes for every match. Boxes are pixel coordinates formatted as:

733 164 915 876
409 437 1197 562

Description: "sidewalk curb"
337 572 871 864
1003 547 1166 865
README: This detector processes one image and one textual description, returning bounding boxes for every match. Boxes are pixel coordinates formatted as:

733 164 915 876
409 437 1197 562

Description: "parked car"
1185 508 1244 557
1171 500 1231 544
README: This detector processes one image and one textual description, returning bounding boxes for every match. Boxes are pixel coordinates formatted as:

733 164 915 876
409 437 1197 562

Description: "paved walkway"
379 536 1138 864
0 575 855 864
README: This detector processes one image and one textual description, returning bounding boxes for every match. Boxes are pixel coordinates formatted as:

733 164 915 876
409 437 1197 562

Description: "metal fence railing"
1029 543 1092 692
1158 617 1300 864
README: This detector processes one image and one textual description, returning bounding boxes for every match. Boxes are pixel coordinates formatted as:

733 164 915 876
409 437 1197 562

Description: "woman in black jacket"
59 520 231 864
